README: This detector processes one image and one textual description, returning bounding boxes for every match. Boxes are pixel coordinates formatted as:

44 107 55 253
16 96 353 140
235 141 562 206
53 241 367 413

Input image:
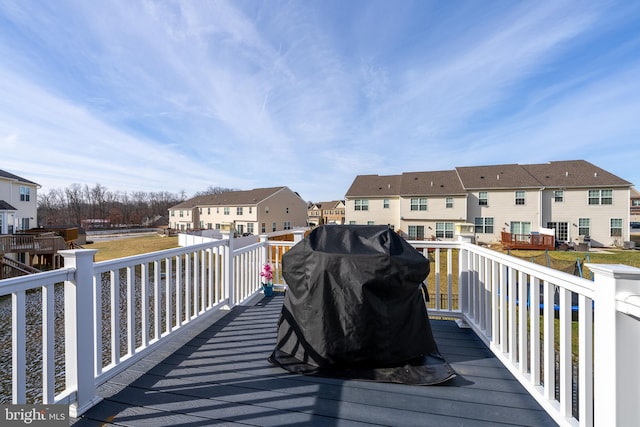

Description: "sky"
1 1 639 202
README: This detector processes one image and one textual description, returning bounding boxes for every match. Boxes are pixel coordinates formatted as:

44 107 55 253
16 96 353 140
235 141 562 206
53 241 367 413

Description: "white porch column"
59 249 101 418
588 263 640 427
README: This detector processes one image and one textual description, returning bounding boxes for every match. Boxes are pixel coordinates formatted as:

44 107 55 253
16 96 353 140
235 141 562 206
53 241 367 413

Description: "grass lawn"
87 234 180 262
494 246 640 278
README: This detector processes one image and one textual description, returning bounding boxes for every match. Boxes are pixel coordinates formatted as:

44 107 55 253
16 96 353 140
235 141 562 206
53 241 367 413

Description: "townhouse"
0 169 39 234
168 186 308 235
631 187 640 223
307 200 345 226
345 160 633 247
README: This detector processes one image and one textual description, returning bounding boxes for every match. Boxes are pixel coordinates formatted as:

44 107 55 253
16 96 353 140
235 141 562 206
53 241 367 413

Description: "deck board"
71 294 557 426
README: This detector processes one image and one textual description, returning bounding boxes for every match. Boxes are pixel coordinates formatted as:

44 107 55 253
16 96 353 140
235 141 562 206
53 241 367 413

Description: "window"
284 221 291 230
247 223 254 234
171 211 174 217
237 207 243 215
446 197 453 208
633 199 640 207
589 189 613 205
217 207 219 214
515 191 525 205
272 222 277 232
474 217 494 234
383 199 390 209
199 220 204 228
208 208 211 214
199 208 202 214
436 222 454 239
610 218 623 237
20 186 30 202
20 218 29 230
207 223 212 229
407 225 425 240
215 223 221 229
578 218 590 236
261 223 266 233
224 207 230 215
367 221 375 225
478 192 488 206
547 222 568 242
554 190 564 202
349 221 356 225
179 210 184 217
410 197 427 211
354 199 369 211
510 221 531 235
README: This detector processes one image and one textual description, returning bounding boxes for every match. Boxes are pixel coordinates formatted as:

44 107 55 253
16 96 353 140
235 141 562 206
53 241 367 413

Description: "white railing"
0 232 639 426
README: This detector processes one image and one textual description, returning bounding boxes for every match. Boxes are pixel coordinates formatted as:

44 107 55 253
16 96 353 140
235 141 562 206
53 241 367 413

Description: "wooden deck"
70 294 557 426
501 231 555 251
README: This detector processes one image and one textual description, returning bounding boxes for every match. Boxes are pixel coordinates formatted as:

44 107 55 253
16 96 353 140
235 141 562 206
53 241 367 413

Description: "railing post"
59 249 101 418
456 243 470 328
588 263 640 426
292 229 305 244
260 234 268 270
222 231 235 308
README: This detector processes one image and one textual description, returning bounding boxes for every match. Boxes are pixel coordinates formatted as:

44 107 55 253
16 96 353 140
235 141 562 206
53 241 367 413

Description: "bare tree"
193 186 239 197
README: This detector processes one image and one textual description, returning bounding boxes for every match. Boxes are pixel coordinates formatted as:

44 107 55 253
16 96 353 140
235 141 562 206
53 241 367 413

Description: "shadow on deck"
71 294 557 426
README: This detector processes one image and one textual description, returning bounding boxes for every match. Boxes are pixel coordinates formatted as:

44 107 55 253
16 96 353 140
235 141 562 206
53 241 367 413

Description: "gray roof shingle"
521 160 631 188
400 170 466 196
346 160 632 197
345 174 403 197
0 169 39 186
0 200 18 210
170 187 288 209
455 163 542 190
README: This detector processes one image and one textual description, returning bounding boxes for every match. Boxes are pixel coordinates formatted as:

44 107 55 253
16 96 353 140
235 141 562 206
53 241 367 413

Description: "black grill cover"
268 225 454 384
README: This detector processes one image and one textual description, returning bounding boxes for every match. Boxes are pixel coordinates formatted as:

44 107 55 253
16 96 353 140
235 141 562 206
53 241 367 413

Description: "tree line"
37 184 237 229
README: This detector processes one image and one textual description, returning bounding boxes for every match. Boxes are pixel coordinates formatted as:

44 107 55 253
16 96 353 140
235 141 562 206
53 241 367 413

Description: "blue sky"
1 1 639 202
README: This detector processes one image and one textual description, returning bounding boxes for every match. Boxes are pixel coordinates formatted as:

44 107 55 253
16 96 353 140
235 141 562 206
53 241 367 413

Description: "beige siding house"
345 174 402 229
345 160 633 246
168 186 308 235
346 171 467 239
308 200 346 226
631 187 640 222
0 169 39 234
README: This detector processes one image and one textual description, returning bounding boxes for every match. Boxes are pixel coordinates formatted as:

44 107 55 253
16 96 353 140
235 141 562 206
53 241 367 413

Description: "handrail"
0 235 639 425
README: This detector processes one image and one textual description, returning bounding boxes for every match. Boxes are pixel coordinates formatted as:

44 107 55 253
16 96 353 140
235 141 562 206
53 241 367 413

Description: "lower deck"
71 294 556 426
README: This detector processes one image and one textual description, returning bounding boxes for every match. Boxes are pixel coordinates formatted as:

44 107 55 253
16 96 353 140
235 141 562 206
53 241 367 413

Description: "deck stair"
0 255 41 279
